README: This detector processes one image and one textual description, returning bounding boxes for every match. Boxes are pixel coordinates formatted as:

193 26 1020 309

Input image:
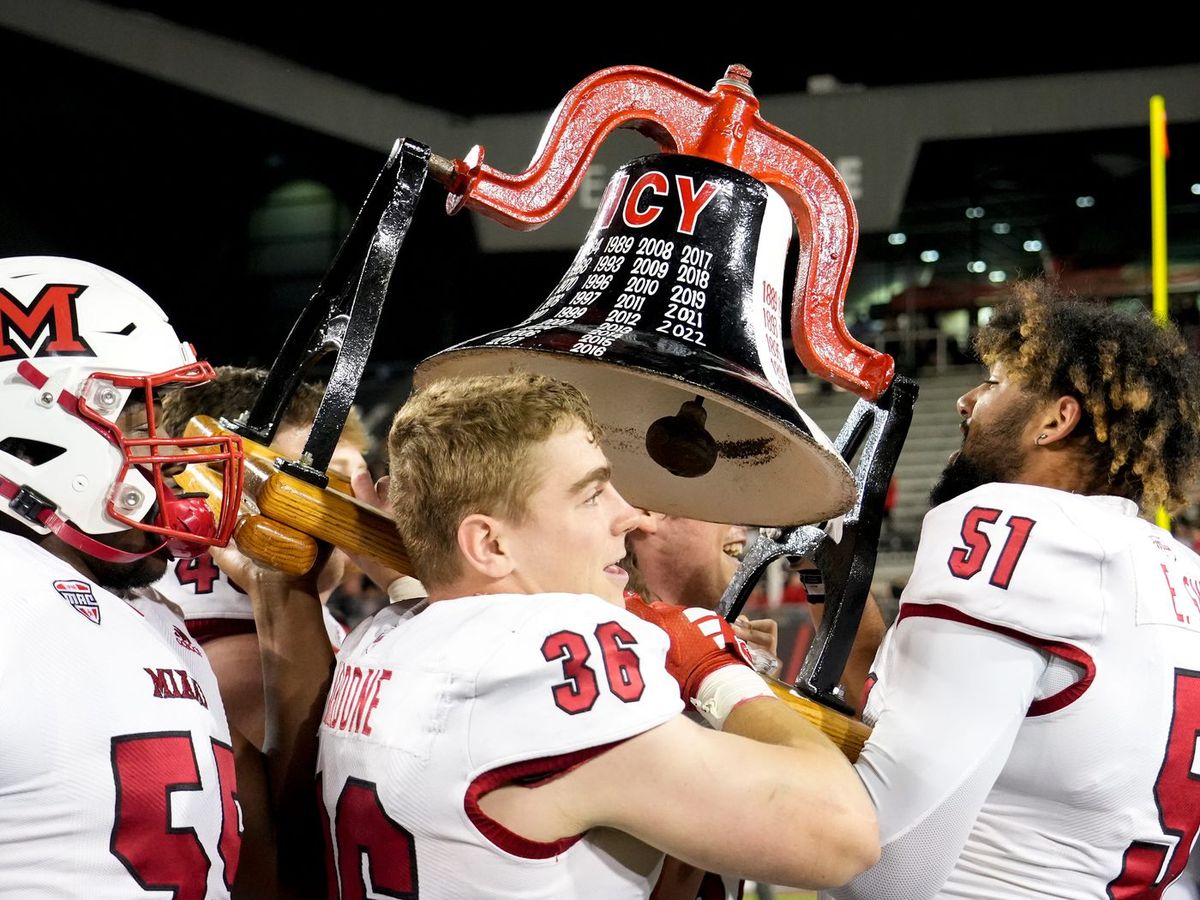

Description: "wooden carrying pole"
178 415 412 577
768 681 869 760
172 460 318 576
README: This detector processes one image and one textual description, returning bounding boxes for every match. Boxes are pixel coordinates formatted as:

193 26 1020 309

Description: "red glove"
624 597 755 704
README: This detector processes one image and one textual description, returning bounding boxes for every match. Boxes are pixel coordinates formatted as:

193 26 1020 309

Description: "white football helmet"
0 257 244 562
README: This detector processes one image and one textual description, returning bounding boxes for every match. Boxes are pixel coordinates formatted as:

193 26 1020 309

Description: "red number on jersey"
947 506 1000 578
322 776 418 900
1108 669 1200 899
174 556 221 595
542 624 646 713
211 740 241 890
947 507 1036 589
110 732 241 899
594 621 645 702
318 775 340 900
542 630 600 714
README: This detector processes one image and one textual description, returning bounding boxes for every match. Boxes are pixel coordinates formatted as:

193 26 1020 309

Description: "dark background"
3 14 1198 385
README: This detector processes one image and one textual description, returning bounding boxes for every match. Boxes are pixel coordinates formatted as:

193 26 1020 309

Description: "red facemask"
10 359 245 563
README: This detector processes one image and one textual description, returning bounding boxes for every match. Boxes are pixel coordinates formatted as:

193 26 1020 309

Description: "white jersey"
0 533 238 899
829 484 1200 900
317 592 682 899
154 551 347 647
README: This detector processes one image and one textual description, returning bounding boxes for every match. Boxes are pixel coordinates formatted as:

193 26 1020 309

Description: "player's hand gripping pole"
625 599 870 760
425 64 892 400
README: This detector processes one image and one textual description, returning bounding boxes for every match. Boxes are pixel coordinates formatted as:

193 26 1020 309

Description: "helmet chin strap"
0 474 166 564
40 507 166 564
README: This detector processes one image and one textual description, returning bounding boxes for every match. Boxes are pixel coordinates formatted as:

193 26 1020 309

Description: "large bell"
416 153 855 526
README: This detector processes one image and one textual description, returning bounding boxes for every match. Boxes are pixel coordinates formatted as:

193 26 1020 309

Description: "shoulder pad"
903 484 1106 644
467 593 682 769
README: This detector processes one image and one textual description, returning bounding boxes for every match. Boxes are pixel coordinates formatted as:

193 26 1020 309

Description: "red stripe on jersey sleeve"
464 740 623 859
896 603 1096 716
184 617 257 645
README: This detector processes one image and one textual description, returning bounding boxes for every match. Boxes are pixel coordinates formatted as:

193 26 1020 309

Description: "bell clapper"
645 396 719 478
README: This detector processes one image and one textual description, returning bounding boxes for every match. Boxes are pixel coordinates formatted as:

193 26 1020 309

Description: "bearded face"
930 364 1040 508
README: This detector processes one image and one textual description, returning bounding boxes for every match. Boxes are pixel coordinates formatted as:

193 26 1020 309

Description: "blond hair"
388 373 599 587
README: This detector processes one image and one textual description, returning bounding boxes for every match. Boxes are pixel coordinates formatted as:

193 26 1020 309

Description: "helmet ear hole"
0 436 66 466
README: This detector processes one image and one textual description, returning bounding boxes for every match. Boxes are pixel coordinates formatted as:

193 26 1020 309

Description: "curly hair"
976 281 1200 513
388 373 600 588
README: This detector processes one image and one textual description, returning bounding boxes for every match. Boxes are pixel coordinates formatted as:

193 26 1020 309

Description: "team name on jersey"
322 662 391 736
144 667 209 708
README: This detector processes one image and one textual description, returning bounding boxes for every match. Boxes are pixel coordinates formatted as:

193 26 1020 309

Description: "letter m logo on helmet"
0 283 94 360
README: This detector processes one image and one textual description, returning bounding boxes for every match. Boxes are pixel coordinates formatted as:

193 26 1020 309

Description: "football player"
827 282 1200 898
0 257 250 897
316 372 879 898
626 514 748 607
0 257 337 899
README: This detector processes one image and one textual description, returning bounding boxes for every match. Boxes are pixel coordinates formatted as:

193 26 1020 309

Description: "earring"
1036 433 1048 446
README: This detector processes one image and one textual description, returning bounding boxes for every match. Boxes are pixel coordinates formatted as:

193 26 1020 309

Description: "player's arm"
826 487 1105 896
796 562 887 711
227 726 277 900
613 602 876 887
211 541 335 899
481 602 879 889
202 633 267 750
482 717 878 890
588 708 876 888
843 595 886 708
825 612 1048 899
